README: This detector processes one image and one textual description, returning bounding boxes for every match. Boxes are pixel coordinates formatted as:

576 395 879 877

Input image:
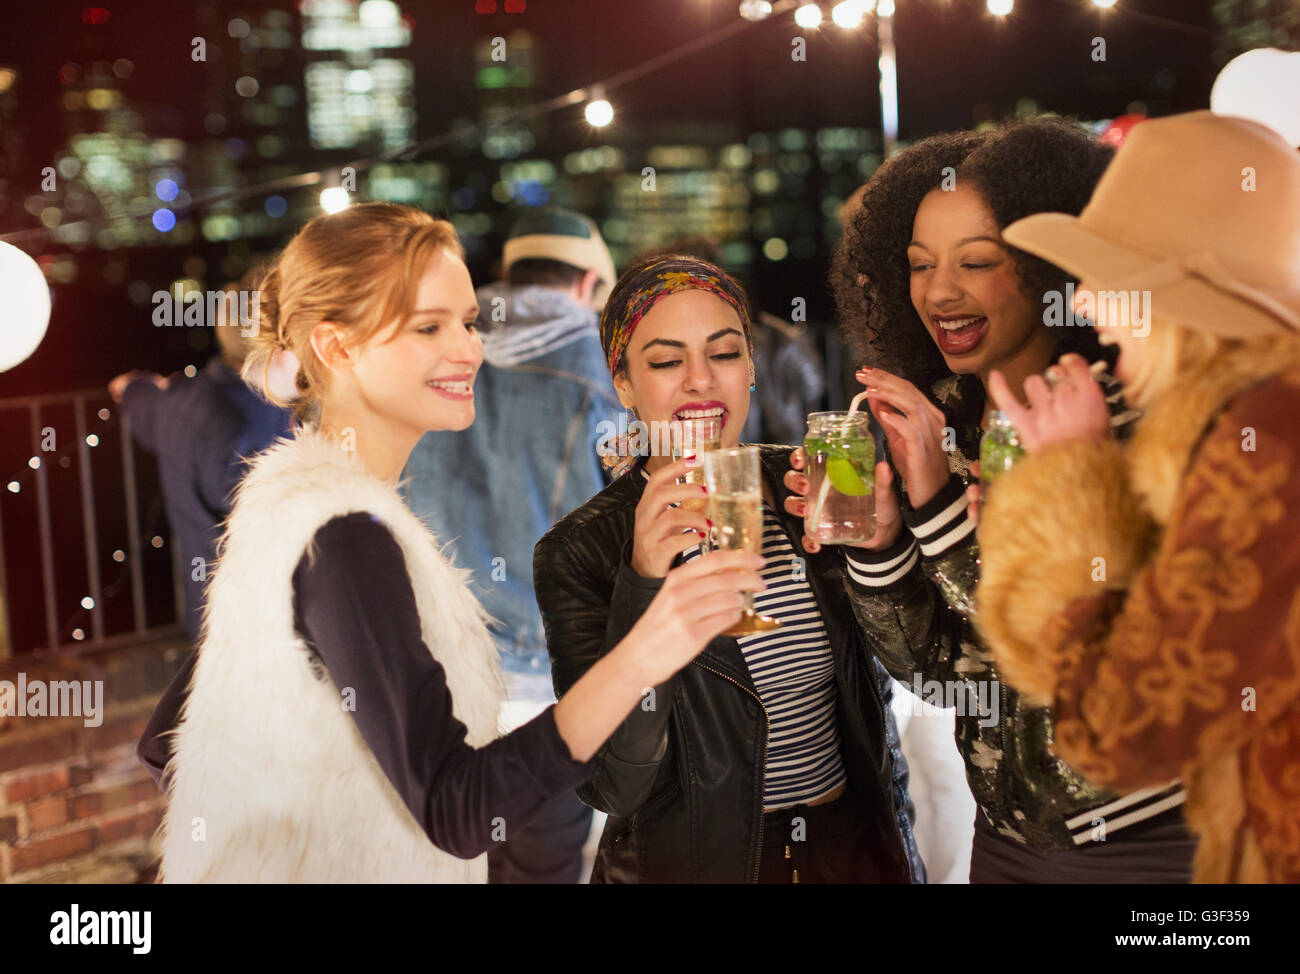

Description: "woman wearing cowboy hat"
975 111 1300 883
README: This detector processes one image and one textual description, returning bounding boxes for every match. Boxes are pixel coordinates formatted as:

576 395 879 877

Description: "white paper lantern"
0 242 52 372
1211 48 1300 148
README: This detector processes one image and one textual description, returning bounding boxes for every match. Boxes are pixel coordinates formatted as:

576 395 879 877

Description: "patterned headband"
601 256 752 375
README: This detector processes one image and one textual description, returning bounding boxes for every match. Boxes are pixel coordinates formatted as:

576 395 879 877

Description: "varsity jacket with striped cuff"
842 473 977 605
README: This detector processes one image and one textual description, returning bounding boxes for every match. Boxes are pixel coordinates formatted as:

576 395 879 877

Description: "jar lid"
807 410 870 432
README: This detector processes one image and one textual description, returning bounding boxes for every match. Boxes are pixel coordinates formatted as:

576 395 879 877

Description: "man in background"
403 207 619 883
124 268 294 791
111 267 293 644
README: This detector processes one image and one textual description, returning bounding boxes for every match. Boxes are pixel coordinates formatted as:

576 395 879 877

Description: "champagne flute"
670 417 723 513
702 446 781 636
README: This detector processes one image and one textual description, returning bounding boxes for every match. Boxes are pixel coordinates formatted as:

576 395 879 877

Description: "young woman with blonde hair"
974 112 1300 883
154 202 764 883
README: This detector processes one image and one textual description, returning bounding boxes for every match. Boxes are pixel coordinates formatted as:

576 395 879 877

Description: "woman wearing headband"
975 112 1300 883
534 254 924 883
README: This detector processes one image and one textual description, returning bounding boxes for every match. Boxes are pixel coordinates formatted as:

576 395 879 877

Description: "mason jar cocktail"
979 410 1025 485
803 411 875 545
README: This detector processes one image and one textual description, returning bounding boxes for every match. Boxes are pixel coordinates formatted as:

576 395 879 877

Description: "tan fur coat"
977 339 1300 883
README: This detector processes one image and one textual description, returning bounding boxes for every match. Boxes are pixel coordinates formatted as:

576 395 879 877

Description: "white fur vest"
158 426 505 883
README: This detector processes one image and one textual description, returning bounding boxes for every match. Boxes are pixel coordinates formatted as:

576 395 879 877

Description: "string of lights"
0 398 177 650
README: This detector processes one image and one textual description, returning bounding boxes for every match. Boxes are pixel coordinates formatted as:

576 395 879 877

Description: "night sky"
0 0 1230 654
1 0 1218 399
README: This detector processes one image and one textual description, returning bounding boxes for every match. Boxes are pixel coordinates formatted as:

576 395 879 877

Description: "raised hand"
856 366 952 509
988 353 1111 453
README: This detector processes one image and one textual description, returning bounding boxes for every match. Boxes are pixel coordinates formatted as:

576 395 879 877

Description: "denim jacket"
402 284 622 682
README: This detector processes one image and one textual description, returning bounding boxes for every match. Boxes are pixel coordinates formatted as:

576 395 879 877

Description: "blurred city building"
1211 0 1300 63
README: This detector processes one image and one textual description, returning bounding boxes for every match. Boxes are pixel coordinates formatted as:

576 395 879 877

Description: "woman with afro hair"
785 118 1197 882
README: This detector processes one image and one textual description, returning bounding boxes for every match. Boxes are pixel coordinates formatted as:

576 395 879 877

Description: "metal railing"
0 387 184 660
0 326 853 660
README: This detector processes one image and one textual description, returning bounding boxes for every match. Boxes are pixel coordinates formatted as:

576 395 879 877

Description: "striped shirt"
682 505 847 811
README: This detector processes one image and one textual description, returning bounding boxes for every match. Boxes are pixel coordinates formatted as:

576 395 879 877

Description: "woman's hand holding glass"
627 549 767 685
630 458 713 578
559 542 765 762
784 450 904 555
988 353 1111 452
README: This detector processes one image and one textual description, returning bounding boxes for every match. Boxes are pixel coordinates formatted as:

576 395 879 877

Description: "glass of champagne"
670 417 723 513
702 446 781 637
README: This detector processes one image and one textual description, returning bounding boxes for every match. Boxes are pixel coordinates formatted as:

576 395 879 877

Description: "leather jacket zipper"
694 661 769 883
610 780 679 847
858 652 912 880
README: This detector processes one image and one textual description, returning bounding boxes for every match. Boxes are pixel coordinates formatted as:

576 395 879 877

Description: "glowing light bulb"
794 4 823 29
832 1 866 28
320 187 351 213
585 98 614 127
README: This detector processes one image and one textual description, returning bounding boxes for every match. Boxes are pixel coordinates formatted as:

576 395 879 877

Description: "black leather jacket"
534 445 923 883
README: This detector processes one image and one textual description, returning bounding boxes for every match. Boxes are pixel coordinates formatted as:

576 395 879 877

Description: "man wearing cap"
402 207 619 884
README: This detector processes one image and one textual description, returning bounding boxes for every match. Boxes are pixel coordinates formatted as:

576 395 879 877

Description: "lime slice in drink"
826 457 868 496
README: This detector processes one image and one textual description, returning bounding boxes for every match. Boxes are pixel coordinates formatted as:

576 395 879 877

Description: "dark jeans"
488 790 594 884
757 790 886 883
969 810 1197 883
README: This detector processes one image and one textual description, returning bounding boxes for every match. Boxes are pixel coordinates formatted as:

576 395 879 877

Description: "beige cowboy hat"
1002 111 1300 338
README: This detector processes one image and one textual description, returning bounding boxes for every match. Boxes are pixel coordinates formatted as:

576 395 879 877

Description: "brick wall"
0 636 189 883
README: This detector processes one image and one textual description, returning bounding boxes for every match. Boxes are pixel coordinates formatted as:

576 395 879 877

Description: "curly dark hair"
831 118 1115 392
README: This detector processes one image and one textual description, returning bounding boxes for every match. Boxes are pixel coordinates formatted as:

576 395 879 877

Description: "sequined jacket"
838 371 1187 851
978 342 1300 882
